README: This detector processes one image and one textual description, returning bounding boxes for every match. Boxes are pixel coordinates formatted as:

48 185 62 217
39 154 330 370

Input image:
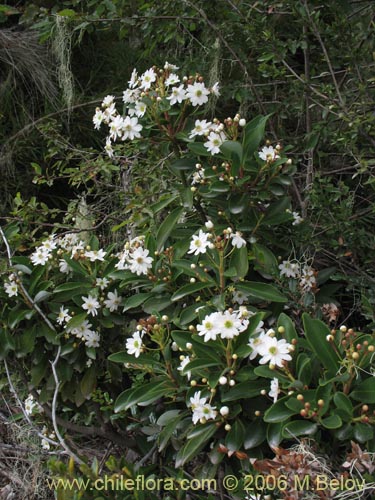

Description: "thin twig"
50 346 84 465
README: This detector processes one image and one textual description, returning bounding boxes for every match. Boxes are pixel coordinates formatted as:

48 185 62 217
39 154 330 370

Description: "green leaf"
353 423 374 443
333 392 353 416
8 308 35 329
228 193 248 214
114 379 175 412
175 424 217 467
252 243 278 275
302 313 340 376
108 351 162 368
150 194 178 214
54 282 91 294
80 366 97 399
169 158 197 172
221 380 269 402
243 115 271 159
122 293 153 312
225 419 245 452
0 329 15 359
278 313 298 342
267 422 283 447
236 281 287 303
244 420 266 449
65 313 87 330
171 282 213 302
350 378 375 403
158 412 185 452
320 414 342 429
156 206 184 251
187 142 211 157
57 8 76 17
282 421 318 438
263 396 298 423
230 246 248 279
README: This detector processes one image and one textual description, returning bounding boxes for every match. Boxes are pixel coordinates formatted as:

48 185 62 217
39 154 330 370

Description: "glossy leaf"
175 424 217 467
114 378 175 412
171 282 213 302
236 281 287 303
156 206 184 251
350 378 375 403
282 421 318 438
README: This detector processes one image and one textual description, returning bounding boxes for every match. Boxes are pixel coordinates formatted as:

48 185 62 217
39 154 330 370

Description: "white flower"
205 220 214 230
258 145 279 162
279 260 300 278
4 281 18 297
189 119 213 139
102 95 115 108
164 61 179 71
81 295 100 316
56 306 71 326
211 82 220 97
217 310 248 339
140 68 156 90
59 259 71 274
268 377 280 403
204 131 225 155
189 391 217 425
84 249 107 262
292 211 303 225
104 289 121 312
299 266 316 291
41 438 50 450
167 84 186 105
25 394 36 416
103 103 116 123
188 229 210 255
30 248 50 266
96 277 110 290
126 331 144 358
232 290 248 305
123 88 140 104
93 108 105 130
189 391 207 409
134 101 147 117
191 169 205 185
258 337 292 368
109 115 125 141
68 319 93 339
128 68 138 88
121 116 142 141
41 236 57 252
248 330 272 360
128 247 153 275
177 356 191 380
197 312 221 342
105 137 114 158
231 231 247 249
84 330 100 348
165 73 180 86
186 82 210 106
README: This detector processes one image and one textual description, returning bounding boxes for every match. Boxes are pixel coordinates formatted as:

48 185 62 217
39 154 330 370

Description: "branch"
50 346 84 465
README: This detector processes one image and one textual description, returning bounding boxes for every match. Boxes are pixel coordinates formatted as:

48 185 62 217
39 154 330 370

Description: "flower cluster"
66 318 100 348
249 329 293 368
189 391 217 425
279 260 317 292
4 273 18 297
24 394 41 416
93 62 220 157
196 309 250 341
187 226 246 256
115 236 153 276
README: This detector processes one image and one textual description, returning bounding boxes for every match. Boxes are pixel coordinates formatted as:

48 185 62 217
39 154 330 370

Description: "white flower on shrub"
84 330 100 348
140 68 156 90
248 330 273 360
102 95 115 108
104 289 121 312
191 168 205 185
177 356 191 380
127 247 153 275
96 277 110 290
93 108 105 129
188 229 210 255
232 289 248 305
258 145 279 162
109 114 125 140
126 330 144 358
197 310 249 342
189 119 212 139
165 73 180 86
59 259 71 274
268 377 280 403
167 84 187 105
68 319 93 339
84 248 107 262
300 265 316 292
211 82 220 97
24 394 37 415
292 211 303 225
41 236 57 252
186 82 210 106
30 248 50 266
81 295 100 316
258 336 292 368
128 68 138 88
204 131 225 155
231 231 247 249
121 116 142 141
189 391 217 425
56 306 71 326
4 281 18 297
279 260 300 278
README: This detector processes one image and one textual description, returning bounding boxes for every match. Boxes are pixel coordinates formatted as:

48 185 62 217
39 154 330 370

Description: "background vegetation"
0 1 374 499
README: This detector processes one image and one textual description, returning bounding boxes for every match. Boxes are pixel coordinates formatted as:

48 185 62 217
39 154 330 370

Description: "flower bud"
220 406 229 416
239 118 246 127
219 376 228 385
